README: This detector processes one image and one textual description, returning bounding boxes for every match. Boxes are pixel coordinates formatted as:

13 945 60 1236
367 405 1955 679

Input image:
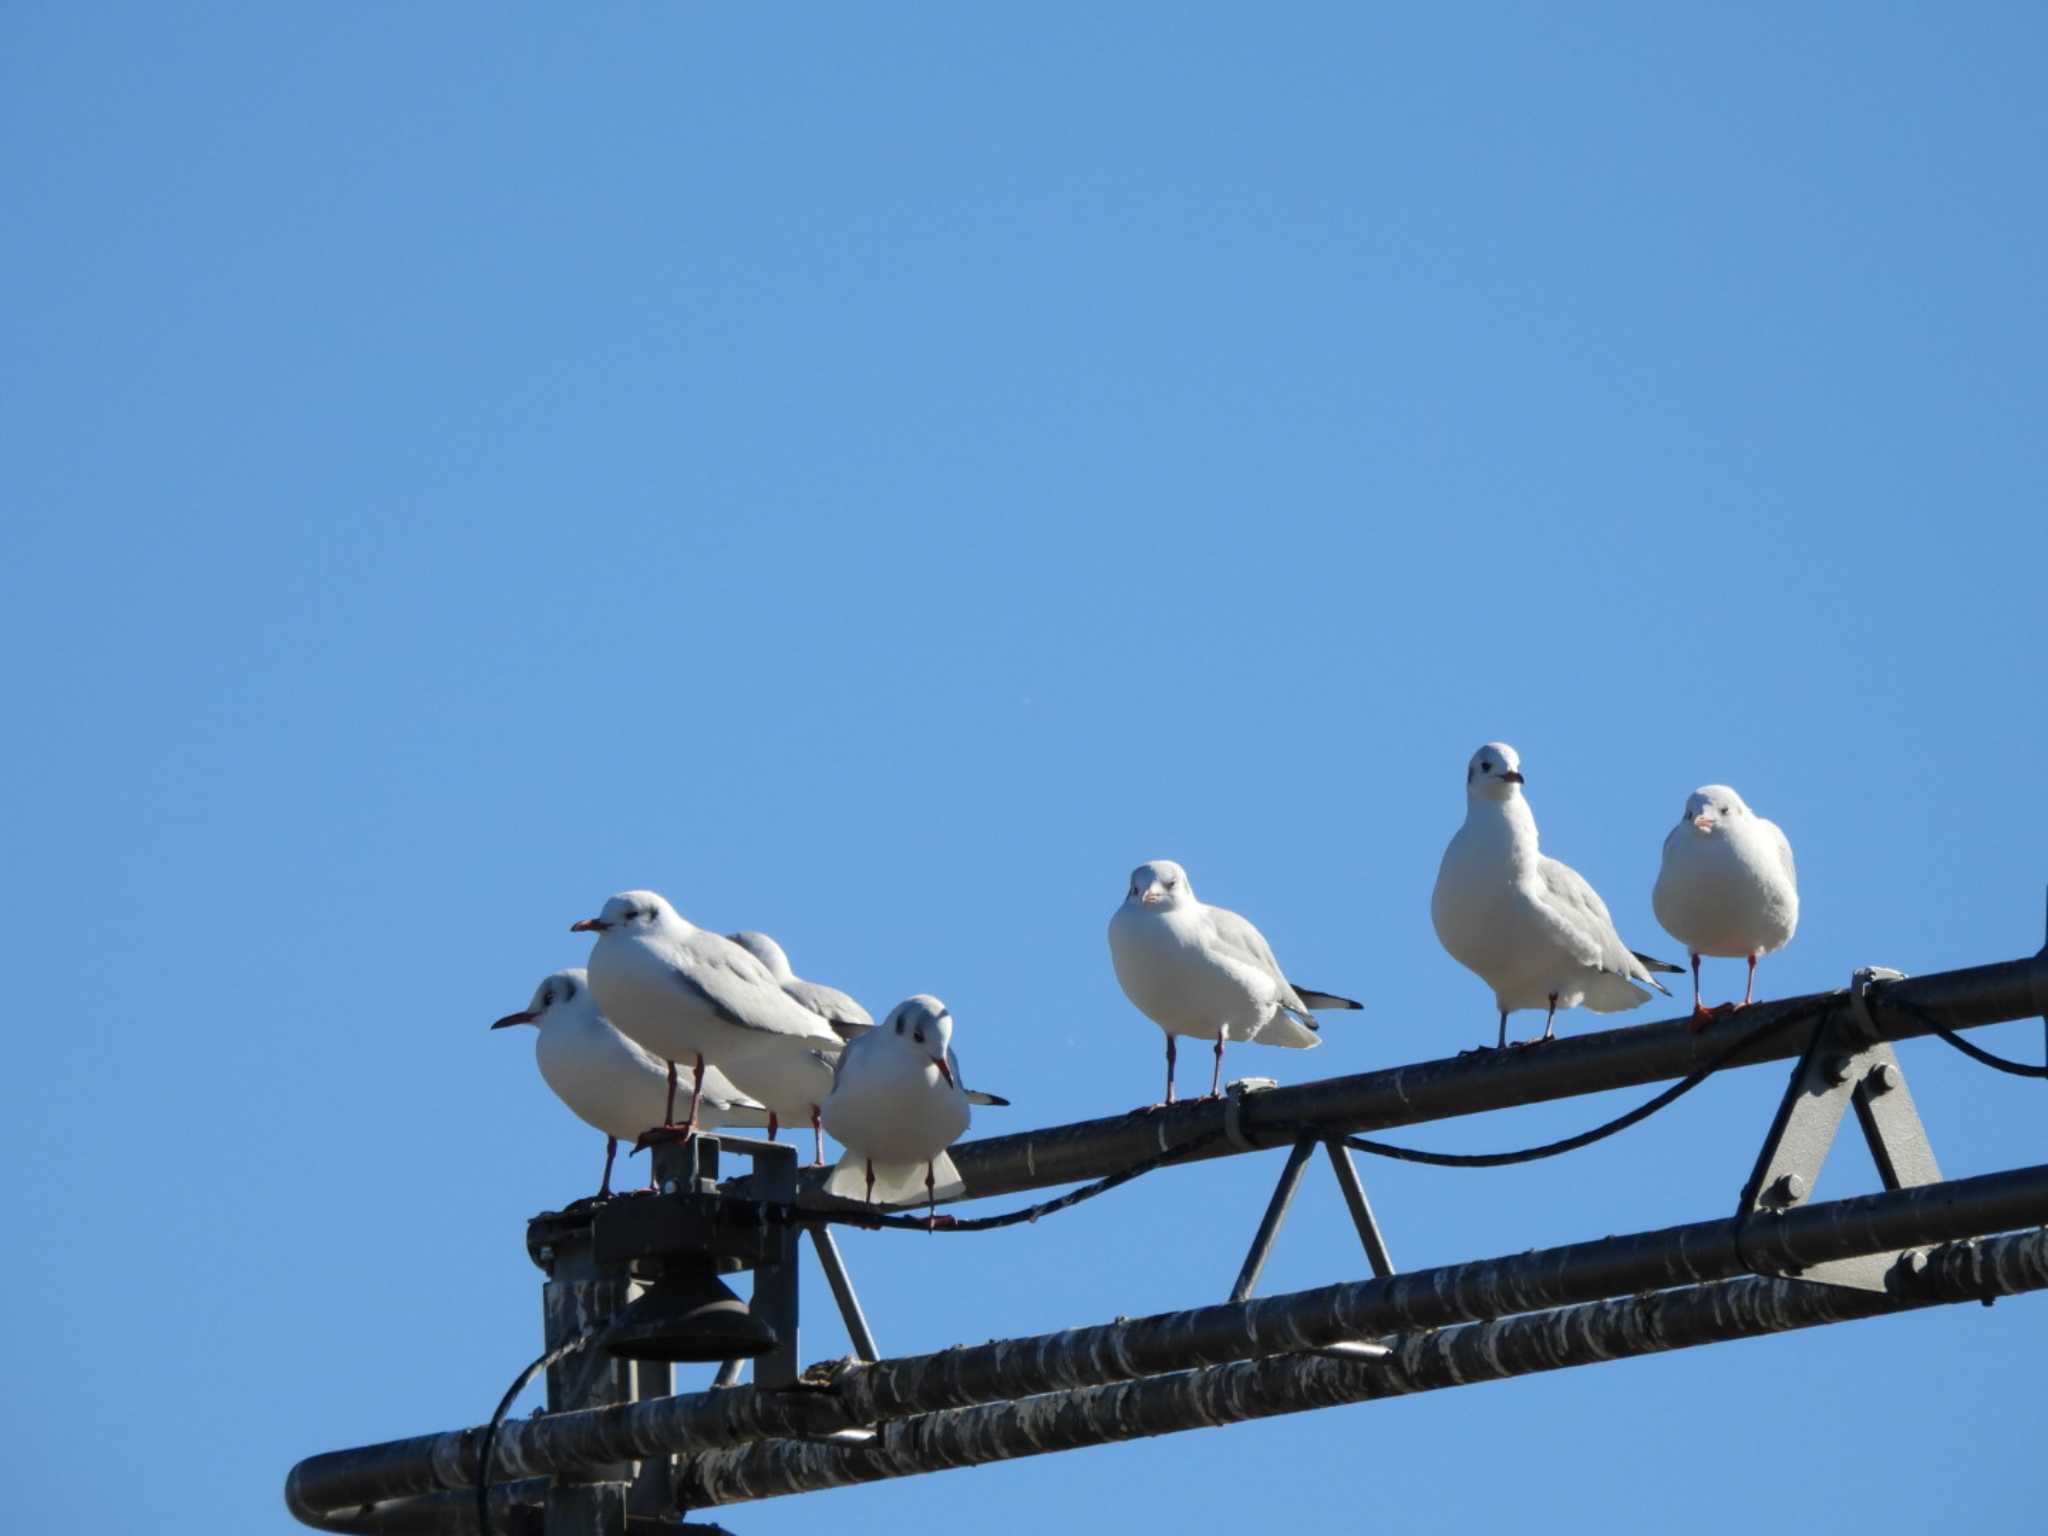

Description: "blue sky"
4 4 2045 1531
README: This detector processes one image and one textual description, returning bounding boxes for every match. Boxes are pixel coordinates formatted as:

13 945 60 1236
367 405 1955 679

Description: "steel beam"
674 1226 2048 1508
284 1161 2048 1528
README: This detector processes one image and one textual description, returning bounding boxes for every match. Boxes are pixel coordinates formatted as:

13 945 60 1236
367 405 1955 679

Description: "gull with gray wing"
1108 859 1362 1106
575 891 848 1162
491 967 770 1199
1432 743 1681 1049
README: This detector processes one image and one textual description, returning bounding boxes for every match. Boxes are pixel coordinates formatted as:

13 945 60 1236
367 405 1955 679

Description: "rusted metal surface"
720 954 2048 1209
286 1161 2048 1528
672 1226 2048 1507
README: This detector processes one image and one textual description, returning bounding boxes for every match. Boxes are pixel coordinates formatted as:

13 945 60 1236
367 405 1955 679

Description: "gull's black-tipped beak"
570 918 610 933
490 1011 539 1030
1502 770 1525 784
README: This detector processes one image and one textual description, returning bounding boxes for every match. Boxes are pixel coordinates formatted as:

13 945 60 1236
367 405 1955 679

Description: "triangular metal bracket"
1736 967 1942 1293
1223 1080 1399 1360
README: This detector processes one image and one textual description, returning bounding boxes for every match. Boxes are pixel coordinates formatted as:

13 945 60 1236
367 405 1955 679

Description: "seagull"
727 931 874 1040
1432 743 1683 1049
491 968 771 1199
1107 859 1362 1106
574 891 849 1162
1652 784 1799 1027
822 995 1008 1227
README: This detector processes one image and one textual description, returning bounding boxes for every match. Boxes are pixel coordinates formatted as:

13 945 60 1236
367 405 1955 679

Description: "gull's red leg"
767 1113 778 1141
1165 1035 1178 1106
599 1136 618 1199
811 1106 824 1166
1743 953 1758 1007
1540 994 1559 1042
1208 1036 1225 1098
864 1159 875 1205
685 1053 705 1135
664 1062 679 1126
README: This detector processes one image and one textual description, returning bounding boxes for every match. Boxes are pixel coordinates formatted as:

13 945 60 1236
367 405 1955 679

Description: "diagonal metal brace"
1737 969 1942 1293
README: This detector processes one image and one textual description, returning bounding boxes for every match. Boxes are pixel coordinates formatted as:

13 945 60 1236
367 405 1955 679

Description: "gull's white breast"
1108 903 1276 1042
823 1042 970 1165
1653 821 1798 958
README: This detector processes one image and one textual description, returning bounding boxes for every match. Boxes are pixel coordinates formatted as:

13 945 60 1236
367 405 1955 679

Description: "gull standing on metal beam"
1108 859 1362 1107
1433 743 1682 1050
1652 784 1799 1028
575 891 847 1162
822 994 1008 1228
727 931 875 1042
491 968 771 1200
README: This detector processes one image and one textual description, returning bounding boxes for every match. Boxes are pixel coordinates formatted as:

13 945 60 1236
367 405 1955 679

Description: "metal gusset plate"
1738 975 1942 1293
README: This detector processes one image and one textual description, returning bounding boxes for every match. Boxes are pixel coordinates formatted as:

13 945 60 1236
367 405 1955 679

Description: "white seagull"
492 968 771 1199
1432 743 1682 1049
1652 784 1799 1026
822 995 1007 1227
1108 859 1362 1106
574 891 850 1162
727 931 875 1039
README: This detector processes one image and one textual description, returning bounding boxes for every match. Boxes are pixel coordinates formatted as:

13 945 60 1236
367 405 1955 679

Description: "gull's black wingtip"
1630 950 1686 975
1295 986 1366 1012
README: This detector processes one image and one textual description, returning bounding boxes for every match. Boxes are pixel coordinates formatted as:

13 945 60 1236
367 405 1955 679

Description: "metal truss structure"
287 942 2048 1534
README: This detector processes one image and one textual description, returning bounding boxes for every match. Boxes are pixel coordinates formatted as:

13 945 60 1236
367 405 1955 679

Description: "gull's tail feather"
823 1151 965 1208
1585 973 1657 1012
1247 1011 1323 1048
1293 986 1364 1012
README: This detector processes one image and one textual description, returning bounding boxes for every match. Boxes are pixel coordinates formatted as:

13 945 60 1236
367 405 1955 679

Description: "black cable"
811 1001 1831 1229
808 1125 1234 1232
1882 991 2048 1080
1318 1000 1828 1168
476 1325 600 1536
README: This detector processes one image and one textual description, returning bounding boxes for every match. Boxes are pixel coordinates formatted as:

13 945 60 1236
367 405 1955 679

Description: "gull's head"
728 930 793 980
571 890 677 936
885 994 956 1083
1681 785 1750 836
491 968 591 1032
1465 742 1525 802
1125 860 1193 911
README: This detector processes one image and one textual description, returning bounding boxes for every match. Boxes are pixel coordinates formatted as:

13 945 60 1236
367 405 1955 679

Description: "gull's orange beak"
570 918 610 933
1693 815 1715 832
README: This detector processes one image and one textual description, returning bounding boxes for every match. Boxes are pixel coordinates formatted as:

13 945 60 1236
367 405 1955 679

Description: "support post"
1228 1137 1315 1303
809 1227 881 1364
1321 1140 1396 1279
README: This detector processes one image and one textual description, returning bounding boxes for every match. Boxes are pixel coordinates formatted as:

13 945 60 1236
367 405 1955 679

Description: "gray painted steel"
674 1227 2048 1507
286 1162 2048 1527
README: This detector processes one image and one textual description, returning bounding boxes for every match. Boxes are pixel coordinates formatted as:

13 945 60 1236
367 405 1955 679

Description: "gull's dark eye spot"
894 1017 905 1035
562 980 576 1000
1480 761 1492 773
541 988 553 1008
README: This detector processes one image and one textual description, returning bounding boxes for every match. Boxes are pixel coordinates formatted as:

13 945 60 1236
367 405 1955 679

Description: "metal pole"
1322 1140 1396 1278
284 1161 2048 1526
674 1226 2048 1507
725 955 2048 1210
808 1228 881 1363
1228 1137 1315 1302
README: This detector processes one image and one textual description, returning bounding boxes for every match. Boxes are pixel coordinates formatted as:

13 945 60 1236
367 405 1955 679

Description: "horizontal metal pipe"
727 954 2048 1208
285 1160 2048 1526
674 1226 2048 1507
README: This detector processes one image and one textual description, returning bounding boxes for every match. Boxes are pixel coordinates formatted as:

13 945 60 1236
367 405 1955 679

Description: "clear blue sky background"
4 5 2045 1532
